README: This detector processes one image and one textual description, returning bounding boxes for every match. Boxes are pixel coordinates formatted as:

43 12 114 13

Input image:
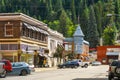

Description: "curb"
35 67 57 72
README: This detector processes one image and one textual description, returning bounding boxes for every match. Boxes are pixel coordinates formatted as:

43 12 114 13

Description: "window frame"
4 24 13 37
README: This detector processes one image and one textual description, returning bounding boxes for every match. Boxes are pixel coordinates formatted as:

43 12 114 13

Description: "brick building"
97 46 120 64
0 13 49 66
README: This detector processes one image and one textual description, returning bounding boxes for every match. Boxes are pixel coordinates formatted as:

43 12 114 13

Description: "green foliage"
0 0 120 47
66 52 75 60
102 26 117 45
86 5 99 48
59 10 74 37
53 45 64 58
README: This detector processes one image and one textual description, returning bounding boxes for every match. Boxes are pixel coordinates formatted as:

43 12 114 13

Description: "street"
1 65 110 80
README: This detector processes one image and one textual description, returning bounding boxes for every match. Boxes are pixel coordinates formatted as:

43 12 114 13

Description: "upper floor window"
5 24 13 37
65 44 72 51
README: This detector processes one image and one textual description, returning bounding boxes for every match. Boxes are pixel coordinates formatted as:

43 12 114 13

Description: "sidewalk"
35 67 57 72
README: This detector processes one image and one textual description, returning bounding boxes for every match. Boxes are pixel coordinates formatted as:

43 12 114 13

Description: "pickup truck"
0 60 12 78
0 63 6 78
72 59 90 68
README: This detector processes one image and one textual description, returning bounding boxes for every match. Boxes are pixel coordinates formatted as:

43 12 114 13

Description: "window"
0 44 18 50
1 44 8 50
65 44 69 51
68 45 72 50
5 24 13 36
75 44 82 51
9 44 18 50
65 44 72 51
21 26 26 36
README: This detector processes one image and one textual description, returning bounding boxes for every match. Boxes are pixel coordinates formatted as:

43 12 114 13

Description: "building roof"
73 25 84 37
64 38 73 42
0 13 48 30
83 40 89 45
106 52 120 56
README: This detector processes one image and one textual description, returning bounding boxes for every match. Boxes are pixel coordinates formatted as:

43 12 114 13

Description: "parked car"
0 60 12 78
57 61 79 69
72 59 89 68
0 60 12 72
9 62 31 76
108 60 120 80
0 63 6 78
91 61 102 66
29 64 35 72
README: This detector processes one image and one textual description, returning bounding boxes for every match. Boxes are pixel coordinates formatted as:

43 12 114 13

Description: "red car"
0 60 12 72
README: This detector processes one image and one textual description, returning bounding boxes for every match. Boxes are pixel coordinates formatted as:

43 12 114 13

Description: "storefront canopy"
106 52 120 56
23 22 49 35
39 53 49 58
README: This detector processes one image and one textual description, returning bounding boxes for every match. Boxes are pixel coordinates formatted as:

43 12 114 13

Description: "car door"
12 63 23 74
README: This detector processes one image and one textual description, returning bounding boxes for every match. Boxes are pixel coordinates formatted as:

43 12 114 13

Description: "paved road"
0 65 112 80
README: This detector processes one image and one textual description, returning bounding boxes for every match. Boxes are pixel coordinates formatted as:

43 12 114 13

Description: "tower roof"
73 25 84 37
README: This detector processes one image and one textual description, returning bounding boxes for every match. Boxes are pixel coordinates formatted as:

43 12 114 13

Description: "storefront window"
1 44 8 50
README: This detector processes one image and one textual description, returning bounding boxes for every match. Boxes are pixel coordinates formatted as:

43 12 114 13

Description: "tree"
86 5 99 48
59 10 74 37
80 2 89 40
53 45 64 64
70 0 77 24
94 1 103 37
102 26 117 45
114 0 120 30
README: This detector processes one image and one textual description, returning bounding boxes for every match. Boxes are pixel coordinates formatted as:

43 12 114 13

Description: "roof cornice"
0 13 48 30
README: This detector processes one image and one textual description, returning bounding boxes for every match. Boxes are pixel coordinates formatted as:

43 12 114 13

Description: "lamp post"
107 13 120 17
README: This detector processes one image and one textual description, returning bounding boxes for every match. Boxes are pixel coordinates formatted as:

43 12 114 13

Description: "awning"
23 22 49 35
22 50 34 54
23 23 35 30
106 52 120 56
39 53 49 58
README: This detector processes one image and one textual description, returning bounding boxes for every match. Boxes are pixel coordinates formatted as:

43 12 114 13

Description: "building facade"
64 25 89 61
97 46 120 64
0 13 49 67
48 28 64 67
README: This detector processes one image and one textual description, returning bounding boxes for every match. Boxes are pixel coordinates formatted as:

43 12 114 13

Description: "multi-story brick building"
0 13 49 66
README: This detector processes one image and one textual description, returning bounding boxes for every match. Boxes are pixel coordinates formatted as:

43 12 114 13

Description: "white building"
48 28 65 67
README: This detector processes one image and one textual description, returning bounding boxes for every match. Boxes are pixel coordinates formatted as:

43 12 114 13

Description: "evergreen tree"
114 0 120 30
94 1 103 37
70 0 77 24
87 5 99 48
80 3 89 40
59 10 74 37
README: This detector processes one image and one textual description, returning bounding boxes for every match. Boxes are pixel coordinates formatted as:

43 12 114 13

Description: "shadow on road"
73 78 119 80
72 78 108 80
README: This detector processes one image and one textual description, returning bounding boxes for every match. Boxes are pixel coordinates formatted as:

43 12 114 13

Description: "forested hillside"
0 0 119 48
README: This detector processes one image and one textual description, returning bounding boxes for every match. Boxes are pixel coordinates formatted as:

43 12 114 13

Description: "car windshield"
93 61 100 63
111 61 120 66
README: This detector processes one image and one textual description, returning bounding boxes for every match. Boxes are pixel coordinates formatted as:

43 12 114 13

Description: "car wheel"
20 70 27 76
74 65 78 69
84 64 88 68
63 66 66 69
0 70 6 78
108 74 114 80
115 67 120 75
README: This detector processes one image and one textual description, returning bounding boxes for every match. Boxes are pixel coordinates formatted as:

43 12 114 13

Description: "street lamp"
107 14 113 17
107 13 120 17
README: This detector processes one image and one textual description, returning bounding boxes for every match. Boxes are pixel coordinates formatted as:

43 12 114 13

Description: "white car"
29 64 35 72
91 61 101 66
